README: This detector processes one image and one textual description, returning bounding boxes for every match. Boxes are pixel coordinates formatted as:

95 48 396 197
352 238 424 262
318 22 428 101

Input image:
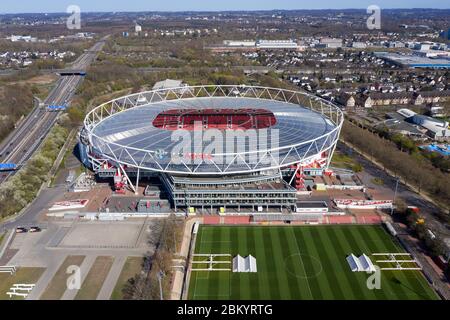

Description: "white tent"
233 255 245 272
346 254 362 272
359 254 376 273
233 255 257 273
246 255 257 273
347 253 376 272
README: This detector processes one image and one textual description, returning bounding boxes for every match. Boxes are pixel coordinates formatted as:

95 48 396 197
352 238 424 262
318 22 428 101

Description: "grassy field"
41 255 85 300
111 256 143 300
331 151 362 172
0 268 45 300
75 256 115 300
188 225 438 300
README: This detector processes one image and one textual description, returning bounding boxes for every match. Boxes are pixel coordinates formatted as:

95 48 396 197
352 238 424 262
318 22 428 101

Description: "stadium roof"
85 85 343 175
93 97 335 155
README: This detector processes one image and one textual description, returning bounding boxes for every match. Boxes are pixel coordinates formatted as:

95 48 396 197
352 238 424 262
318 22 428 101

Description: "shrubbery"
396 208 446 259
0 85 34 142
0 125 68 219
122 215 184 300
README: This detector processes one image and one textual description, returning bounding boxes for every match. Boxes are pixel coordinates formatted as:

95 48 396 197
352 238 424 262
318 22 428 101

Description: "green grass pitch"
188 225 438 300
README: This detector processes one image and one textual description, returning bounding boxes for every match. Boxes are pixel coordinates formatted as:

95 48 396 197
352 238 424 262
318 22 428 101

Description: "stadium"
79 85 344 213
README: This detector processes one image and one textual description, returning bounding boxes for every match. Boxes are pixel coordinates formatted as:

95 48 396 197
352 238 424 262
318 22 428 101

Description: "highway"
0 37 107 184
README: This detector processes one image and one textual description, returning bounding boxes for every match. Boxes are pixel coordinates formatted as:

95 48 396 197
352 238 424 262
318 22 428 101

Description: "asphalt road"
0 38 106 184
0 185 66 232
338 143 450 238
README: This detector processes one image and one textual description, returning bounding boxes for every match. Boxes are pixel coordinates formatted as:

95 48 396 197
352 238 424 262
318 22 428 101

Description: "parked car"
29 226 41 233
15 227 28 233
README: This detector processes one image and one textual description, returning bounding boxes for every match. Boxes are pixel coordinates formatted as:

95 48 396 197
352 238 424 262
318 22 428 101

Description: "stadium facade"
79 85 344 213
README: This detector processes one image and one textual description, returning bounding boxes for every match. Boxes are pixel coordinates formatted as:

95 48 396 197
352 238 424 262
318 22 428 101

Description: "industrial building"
318 38 343 49
210 39 301 51
397 109 450 140
375 52 450 69
255 39 299 49
222 40 256 47
152 79 184 90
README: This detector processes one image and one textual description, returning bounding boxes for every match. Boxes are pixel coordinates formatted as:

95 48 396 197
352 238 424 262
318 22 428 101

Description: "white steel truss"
83 85 344 175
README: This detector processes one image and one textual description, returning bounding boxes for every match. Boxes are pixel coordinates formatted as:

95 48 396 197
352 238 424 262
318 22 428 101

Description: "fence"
6 284 35 299
0 265 16 274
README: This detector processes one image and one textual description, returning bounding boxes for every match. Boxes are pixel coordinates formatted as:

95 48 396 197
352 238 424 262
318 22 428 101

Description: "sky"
0 0 448 14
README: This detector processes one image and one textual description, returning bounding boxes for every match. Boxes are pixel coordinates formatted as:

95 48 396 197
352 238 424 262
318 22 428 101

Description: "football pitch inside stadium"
188 225 438 300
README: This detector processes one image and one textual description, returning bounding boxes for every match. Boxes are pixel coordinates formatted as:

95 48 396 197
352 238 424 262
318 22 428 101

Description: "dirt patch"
13 73 58 85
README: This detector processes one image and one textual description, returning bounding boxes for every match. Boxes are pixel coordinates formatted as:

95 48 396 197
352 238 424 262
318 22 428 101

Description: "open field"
111 256 143 300
0 267 45 300
75 256 114 300
188 225 438 300
59 223 142 248
40 255 85 300
331 151 361 172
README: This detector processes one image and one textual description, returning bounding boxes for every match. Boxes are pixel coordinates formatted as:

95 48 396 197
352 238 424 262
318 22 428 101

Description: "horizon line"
1 7 450 15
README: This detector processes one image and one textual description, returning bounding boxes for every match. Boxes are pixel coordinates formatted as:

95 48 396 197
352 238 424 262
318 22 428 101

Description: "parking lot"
0 219 155 300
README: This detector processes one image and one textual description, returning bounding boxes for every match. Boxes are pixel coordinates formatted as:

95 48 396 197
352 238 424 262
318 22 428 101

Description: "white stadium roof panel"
84 85 343 175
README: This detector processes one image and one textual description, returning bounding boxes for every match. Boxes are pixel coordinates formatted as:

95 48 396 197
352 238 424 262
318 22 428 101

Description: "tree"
67 106 85 126
123 216 184 300
394 198 407 213
424 237 445 258
444 263 450 281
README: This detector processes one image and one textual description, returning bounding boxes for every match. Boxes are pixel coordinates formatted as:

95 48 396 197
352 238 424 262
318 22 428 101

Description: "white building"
414 42 433 51
152 79 183 90
429 106 446 118
135 24 142 33
319 38 343 49
398 108 450 140
413 50 450 58
256 39 299 50
8 35 36 42
387 41 405 48
352 42 367 49
223 40 256 47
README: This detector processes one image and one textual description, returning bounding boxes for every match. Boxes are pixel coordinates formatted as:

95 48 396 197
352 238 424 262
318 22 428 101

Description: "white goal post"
191 254 232 271
372 253 422 271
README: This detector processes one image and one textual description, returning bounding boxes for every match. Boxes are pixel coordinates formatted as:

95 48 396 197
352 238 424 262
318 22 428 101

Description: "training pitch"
188 225 438 300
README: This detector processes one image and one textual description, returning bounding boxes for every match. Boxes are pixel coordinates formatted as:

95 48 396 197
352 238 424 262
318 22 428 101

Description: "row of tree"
122 215 184 300
342 121 450 210
0 84 34 142
395 206 450 284
396 206 447 258
378 129 450 173
0 125 68 219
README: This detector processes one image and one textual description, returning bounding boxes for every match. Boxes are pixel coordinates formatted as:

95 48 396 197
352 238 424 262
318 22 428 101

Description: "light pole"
391 177 399 215
157 271 165 300
174 230 177 253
